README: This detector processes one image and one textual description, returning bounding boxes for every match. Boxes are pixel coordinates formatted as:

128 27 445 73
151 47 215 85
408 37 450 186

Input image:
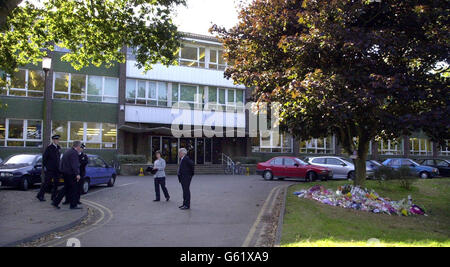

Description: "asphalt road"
45 175 281 247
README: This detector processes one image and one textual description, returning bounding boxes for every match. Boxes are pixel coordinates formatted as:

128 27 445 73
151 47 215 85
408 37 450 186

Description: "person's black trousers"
36 172 58 200
53 174 77 208
154 177 170 200
75 177 85 203
180 175 192 208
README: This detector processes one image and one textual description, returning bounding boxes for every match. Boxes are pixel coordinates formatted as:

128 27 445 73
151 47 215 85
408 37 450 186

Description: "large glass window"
1 69 45 97
209 49 227 70
299 137 335 154
180 84 197 102
410 138 432 155
53 72 118 103
439 140 450 156
253 132 293 153
179 46 205 68
126 79 169 107
379 139 403 155
0 118 5 147
0 119 42 147
52 121 117 149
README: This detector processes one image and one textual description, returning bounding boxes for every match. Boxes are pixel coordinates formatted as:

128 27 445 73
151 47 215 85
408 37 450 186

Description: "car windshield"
4 155 36 165
295 158 308 165
407 159 420 166
368 160 382 166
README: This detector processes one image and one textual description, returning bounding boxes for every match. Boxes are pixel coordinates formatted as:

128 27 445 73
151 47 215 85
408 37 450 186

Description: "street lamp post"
42 56 52 152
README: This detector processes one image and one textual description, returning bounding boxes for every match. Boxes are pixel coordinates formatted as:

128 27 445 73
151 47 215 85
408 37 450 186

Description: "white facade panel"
125 105 246 128
127 61 245 89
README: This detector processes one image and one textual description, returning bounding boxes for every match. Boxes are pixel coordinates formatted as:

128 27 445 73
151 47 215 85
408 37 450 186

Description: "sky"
172 0 251 36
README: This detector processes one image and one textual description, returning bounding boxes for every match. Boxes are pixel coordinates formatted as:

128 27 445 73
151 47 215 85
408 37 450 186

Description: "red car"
256 156 333 181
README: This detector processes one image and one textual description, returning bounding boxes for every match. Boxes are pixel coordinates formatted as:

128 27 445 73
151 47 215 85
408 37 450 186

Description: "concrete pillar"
403 136 410 157
371 141 379 160
117 46 127 154
432 142 439 158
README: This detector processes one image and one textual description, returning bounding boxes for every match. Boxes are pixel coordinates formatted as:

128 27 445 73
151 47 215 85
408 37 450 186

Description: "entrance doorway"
150 136 214 164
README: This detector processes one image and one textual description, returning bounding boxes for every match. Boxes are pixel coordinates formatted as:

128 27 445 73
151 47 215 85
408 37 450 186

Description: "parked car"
381 158 439 179
256 156 333 181
0 158 3 164
366 160 382 179
81 155 117 194
305 156 355 180
416 158 450 177
0 154 42 190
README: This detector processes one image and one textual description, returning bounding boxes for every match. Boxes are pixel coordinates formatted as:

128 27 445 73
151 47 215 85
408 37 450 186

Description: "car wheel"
82 179 90 194
263 171 273 180
306 171 317 182
347 171 355 180
420 172 429 179
107 175 116 187
21 177 30 191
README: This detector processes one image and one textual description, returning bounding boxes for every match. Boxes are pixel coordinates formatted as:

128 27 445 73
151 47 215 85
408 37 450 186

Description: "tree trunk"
353 138 370 187
0 0 23 29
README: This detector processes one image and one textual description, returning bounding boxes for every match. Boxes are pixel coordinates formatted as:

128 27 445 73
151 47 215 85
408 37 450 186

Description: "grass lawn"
281 178 450 247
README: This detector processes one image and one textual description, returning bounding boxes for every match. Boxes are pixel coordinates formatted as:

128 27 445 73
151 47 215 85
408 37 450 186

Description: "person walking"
52 141 82 210
152 151 170 202
36 135 61 202
177 148 194 210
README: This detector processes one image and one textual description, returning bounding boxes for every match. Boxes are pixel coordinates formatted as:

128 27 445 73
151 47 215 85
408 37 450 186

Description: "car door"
97 157 110 183
325 158 346 179
284 158 301 178
270 157 284 177
435 160 450 176
87 157 101 185
31 156 43 184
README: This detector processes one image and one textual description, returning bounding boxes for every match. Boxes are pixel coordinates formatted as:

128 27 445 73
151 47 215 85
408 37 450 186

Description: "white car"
306 156 355 180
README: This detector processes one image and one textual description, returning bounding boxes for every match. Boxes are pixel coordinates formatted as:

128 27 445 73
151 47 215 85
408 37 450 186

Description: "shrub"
116 154 147 164
374 166 396 181
396 166 418 190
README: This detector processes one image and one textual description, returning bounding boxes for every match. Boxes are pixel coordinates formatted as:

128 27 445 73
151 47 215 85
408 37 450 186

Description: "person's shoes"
178 205 185 208
70 206 82 210
36 196 46 202
153 199 160 202
180 206 190 210
51 202 60 209
62 201 69 205
166 197 170 202
77 202 82 205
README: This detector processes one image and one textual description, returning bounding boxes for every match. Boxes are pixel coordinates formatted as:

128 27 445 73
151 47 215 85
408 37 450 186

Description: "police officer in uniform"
36 135 61 202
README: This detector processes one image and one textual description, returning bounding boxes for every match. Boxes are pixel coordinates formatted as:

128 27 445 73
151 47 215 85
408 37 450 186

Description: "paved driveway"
47 174 281 247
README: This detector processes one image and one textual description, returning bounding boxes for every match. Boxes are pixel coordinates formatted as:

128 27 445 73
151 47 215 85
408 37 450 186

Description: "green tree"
0 0 185 75
213 0 449 186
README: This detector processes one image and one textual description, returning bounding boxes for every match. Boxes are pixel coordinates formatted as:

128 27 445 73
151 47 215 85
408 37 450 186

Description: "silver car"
306 156 355 180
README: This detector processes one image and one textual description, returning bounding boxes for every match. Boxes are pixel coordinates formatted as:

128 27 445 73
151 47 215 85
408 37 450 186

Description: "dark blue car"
382 158 439 179
0 154 43 190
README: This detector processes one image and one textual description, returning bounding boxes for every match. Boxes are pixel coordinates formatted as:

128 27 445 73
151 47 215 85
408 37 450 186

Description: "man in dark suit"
177 148 194 210
52 141 82 210
63 143 88 206
36 135 61 202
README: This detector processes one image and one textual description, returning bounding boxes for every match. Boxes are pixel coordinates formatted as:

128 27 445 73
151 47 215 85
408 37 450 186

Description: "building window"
205 87 245 111
209 49 227 70
439 140 450 156
299 137 335 154
126 79 169 107
0 69 45 98
410 138 432 155
379 139 403 155
0 119 42 147
53 72 118 103
179 45 205 68
252 132 293 153
52 121 117 149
